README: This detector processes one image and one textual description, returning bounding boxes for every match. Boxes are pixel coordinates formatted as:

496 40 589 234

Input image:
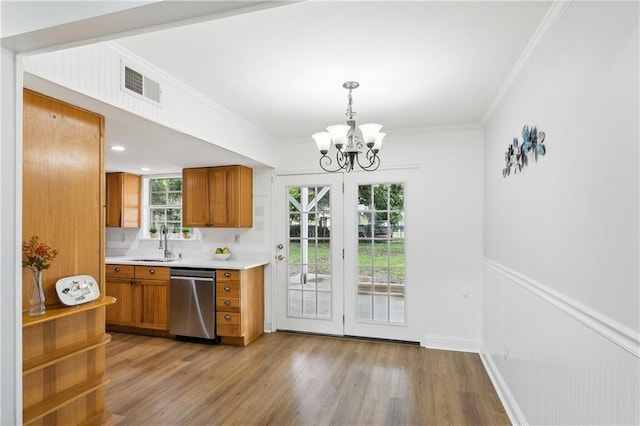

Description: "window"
357 183 405 323
145 176 182 233
287 185 332 319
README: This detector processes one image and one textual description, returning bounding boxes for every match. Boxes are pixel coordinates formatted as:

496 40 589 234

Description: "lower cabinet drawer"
216 297 240 312
217 324 242 337
217 312 241 337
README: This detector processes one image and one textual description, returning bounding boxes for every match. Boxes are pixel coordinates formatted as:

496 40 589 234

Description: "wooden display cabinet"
22 89 111 424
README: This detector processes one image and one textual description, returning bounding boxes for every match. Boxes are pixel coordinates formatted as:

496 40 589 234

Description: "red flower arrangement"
22 235 58 272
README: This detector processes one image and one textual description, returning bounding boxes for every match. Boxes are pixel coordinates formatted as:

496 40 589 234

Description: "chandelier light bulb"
373 132 385 152
312 132 332 154
326 124 350 151
358 123 383 146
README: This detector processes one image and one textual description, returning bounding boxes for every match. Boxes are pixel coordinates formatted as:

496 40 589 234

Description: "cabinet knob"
224 286 231 292
224 314 232 320
224 272 231 278
149 269 155 275
224 300 231 305
114 267 120 272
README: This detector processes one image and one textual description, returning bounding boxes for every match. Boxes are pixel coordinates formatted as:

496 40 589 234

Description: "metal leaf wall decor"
502 125 547 177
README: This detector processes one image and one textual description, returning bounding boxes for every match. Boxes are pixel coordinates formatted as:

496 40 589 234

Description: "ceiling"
22 1 553 174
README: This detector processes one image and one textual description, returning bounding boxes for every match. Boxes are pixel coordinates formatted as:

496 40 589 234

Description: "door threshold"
276 329 419 346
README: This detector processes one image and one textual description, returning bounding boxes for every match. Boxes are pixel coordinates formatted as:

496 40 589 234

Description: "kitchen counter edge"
105 257 269 270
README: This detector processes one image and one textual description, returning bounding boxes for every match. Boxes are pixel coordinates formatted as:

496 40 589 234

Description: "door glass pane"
356 183 405 324
287 185 332 319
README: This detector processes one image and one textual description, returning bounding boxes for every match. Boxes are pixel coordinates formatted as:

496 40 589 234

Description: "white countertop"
105 256 269 270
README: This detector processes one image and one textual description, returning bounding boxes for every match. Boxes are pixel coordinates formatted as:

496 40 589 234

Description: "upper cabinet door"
105 173 123 227
210 166 253 228
182 167 211 227
105 172 141 228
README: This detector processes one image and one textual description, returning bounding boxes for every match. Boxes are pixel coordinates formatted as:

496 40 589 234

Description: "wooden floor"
105 332 509 425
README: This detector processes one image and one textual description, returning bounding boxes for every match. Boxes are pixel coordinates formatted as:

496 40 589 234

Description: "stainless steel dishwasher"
169 268 219 342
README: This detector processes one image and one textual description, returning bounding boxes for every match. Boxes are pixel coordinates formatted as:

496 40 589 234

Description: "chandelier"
312 81 385 172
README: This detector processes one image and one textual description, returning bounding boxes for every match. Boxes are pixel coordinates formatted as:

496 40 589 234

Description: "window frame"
142 174 183 237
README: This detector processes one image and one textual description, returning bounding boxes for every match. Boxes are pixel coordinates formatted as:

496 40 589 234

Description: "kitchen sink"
130 258 179 263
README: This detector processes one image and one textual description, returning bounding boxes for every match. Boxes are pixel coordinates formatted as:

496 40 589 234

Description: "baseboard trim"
483 257 640 358
421 335 479 353
479 345 527 426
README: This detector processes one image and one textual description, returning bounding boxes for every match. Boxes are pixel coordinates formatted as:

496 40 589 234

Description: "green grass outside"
288 241 405 282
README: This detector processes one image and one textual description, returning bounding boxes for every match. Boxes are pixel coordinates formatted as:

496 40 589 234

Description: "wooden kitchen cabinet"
106 172 141 228
135 266 170 330
216 266 264 346
105 264 170 332
182 165 253 228
104 265 135 326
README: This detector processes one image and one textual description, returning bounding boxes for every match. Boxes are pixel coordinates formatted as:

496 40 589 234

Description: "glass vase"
29 269 46 316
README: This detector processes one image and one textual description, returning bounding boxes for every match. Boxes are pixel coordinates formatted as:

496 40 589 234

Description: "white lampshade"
358 123 383 145
373 132 385 151
326 124 350 150
312 132 332 153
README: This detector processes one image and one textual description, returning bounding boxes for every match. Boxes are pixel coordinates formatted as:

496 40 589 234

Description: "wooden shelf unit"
22 297 115 426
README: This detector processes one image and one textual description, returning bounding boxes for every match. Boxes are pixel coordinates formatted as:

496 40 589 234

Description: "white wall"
482 2 639 424
276 126 484 349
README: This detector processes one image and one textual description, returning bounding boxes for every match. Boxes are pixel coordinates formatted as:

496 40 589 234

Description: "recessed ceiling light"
110 145 125 151
140 167 151 172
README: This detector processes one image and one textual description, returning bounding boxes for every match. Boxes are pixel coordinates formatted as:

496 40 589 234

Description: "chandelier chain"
346 87 356 120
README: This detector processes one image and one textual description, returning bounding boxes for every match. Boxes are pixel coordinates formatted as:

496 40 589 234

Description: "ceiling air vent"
122 64 161 104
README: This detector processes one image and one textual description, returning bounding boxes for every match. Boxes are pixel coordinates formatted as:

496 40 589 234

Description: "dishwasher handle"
170 276 214 282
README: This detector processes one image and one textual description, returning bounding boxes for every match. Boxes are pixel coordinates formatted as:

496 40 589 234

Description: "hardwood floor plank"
106 332 509 425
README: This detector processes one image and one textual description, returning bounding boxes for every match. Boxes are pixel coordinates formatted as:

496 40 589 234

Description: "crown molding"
481 0 572 125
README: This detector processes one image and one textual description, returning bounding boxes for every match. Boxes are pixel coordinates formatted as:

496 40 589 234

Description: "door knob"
276 254 286 261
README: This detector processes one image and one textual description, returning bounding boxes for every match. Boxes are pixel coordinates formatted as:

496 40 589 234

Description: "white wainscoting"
481 258 640 425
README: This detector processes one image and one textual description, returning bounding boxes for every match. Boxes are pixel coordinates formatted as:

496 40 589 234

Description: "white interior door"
275 174 344 335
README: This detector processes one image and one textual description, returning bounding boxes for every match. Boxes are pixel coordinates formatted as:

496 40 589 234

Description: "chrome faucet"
159 226 173 259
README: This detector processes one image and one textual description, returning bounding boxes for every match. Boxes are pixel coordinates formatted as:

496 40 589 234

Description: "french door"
275 170 417 341
275 174 344 335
